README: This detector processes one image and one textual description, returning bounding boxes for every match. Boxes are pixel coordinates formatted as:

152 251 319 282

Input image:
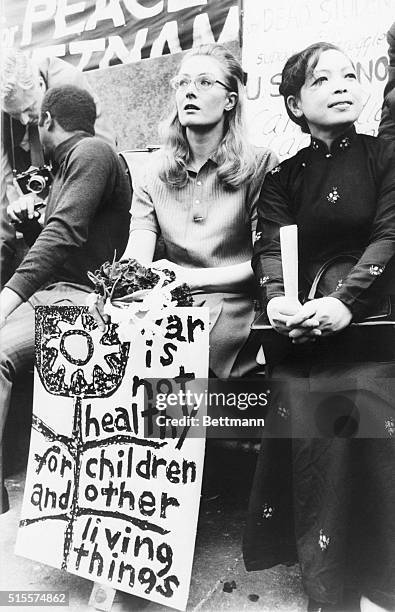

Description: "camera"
13 165 53 198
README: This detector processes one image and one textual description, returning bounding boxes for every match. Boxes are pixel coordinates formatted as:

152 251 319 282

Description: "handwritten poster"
242 0 395 158
15 305 209 611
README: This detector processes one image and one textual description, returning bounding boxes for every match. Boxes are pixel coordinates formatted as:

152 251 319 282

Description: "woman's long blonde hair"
158 44 257 190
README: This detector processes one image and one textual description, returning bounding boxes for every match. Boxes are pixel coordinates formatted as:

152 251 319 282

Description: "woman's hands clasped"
267 296 352 344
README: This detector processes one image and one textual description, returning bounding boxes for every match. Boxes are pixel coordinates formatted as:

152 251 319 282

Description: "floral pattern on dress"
260 276 270 287
262 503 275 519
339 137 351 150
327 187 340 204
369 265 384 276
277 404 289 420
270 165 282 174
385 417 395 437
319 529 330 551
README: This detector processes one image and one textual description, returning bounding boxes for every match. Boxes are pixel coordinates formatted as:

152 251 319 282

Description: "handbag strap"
9 119 45 172
307 254 358 300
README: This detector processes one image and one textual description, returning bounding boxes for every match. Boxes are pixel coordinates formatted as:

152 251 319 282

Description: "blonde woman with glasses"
93 43 277 378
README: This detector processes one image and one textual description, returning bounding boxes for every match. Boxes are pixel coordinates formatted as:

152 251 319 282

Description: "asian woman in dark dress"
243 43 395 612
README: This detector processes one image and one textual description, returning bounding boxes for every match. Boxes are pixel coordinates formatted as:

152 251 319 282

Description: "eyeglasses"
170 73 230 92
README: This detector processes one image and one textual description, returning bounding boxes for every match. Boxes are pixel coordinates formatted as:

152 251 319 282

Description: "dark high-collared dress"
243 127 395 609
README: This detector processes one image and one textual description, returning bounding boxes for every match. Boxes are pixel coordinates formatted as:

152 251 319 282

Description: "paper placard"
15 305 209 611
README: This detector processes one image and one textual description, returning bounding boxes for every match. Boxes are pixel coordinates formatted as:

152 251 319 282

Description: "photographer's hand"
6 194 42 225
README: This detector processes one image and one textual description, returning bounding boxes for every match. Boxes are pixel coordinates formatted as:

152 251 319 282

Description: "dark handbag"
306 254 392 322
253 254 394 367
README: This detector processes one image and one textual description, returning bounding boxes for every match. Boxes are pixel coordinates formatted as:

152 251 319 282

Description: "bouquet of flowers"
87 258 193 307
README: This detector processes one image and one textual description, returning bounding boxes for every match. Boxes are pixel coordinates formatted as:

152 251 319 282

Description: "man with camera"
0 50 115 287
0 84 131 513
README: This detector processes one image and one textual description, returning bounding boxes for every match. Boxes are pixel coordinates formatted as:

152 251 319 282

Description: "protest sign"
15 305 209 611
2 0 238 70
242 0 395 158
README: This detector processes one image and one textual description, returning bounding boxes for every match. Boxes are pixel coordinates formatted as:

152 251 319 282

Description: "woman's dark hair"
40 85 96 134
279 42 342 133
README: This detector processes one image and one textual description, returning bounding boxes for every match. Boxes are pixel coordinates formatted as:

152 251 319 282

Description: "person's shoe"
1 485 9 514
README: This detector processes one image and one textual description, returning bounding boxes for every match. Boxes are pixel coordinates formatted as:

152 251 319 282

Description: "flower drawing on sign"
26 305 168 576
327 187 340 204
35 306 130 398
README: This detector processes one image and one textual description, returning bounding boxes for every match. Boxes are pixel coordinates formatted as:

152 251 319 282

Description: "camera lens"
27 174 46 194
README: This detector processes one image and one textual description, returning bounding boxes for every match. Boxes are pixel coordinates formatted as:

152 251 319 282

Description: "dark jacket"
5 132 131 301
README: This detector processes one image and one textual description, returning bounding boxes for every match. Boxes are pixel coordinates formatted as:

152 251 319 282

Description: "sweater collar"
53 131 93 166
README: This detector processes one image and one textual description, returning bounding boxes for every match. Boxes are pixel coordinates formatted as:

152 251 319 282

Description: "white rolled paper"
279 224 298 302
